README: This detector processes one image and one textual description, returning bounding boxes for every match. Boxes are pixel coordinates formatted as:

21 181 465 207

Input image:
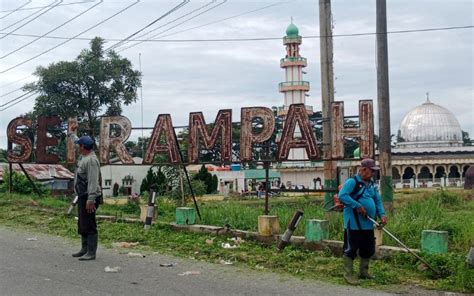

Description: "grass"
0 190 473 293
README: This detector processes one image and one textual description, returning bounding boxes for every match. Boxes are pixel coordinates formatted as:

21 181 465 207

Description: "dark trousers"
77 196 100 236
343 229 375 259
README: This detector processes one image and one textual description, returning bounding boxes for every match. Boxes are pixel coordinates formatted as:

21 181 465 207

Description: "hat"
360 158 380 171
75 136 94 147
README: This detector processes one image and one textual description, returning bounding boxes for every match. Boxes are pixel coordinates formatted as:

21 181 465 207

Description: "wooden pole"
7 141 12 194
18 163 42 197
376 0 394 210
319 0 337 210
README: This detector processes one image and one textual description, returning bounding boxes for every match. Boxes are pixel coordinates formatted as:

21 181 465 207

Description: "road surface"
0 226 458 296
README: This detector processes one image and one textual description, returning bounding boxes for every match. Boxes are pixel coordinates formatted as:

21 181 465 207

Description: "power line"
0 0 140 74
153 1 291 40
0 0 96 13
112 0 218 52
0 92 37 111
105 0 190 52
0 0 103 59
1 24 471 43
0 86 23 98
0 90 35 108
0 75 34 88
0 1 32 20
0 0 63 38
117 0 228 53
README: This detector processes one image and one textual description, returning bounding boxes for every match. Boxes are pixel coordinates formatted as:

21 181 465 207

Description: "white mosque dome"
397 98 463 148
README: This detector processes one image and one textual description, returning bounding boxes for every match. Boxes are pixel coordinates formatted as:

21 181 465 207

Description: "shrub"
0 168 47 195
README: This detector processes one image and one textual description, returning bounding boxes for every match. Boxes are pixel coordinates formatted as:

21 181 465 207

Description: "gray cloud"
1 0 472 148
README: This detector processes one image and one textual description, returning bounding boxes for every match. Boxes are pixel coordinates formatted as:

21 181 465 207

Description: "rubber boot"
79 234 97 261
72 235 88 257
359 258 375 279
343 256 360 285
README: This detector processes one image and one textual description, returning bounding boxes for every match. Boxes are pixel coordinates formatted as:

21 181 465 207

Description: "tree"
140 167 167 195
0 168 47 194
463 131 472 146
193 164 218 194
0 149 6 162
25 37 141 135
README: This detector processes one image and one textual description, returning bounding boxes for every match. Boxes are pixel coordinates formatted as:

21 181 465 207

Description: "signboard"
6 101 374 165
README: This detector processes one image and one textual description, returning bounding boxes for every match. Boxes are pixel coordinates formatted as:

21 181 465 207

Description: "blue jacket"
339 174 385 230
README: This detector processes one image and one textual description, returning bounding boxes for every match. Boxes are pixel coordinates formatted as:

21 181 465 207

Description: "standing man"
69 128 102 261
338 158 387 285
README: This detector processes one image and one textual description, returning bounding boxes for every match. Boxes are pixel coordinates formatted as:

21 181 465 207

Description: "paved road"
0 226 458 296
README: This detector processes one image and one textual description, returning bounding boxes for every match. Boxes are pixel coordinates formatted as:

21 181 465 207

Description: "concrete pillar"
374 228 384 246
175 207 196 225
305 219 329 242
258 215 280 236
421 230 448 254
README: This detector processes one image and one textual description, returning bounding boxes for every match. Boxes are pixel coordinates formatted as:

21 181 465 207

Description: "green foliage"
112 183 119 197
25 37 141 134
1 193 474 293
0 168 47 195
170 179 206 201
140 167 167 195
193 164 217 194
119 200 141 215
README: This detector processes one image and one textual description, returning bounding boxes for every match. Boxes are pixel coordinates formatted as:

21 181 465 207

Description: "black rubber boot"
79 234 97 261
72 235 88 258
359 258 375 279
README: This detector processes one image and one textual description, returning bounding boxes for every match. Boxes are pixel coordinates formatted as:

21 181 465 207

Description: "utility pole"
376 0 394 210
319 0 337 210
139 53 144 158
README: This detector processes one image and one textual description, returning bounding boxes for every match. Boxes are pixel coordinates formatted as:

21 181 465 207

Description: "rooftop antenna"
426 91 430 102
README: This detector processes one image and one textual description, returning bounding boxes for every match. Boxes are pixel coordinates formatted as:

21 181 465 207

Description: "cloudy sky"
0 0 472 148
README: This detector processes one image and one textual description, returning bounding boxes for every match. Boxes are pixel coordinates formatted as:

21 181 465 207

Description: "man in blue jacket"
338 158 387 285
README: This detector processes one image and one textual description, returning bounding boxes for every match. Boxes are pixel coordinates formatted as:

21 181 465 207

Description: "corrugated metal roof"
0 163 74 181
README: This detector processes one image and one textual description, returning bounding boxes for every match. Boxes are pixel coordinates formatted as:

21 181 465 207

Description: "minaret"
278 21 312 164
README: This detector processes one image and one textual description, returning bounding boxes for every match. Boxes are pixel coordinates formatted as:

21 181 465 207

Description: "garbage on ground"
104 266 122 273
159 263 177 267
127 252 146 258
178 271 200 276
219 259 233 265
112 242 140 248
221 243 237 249
26 237 38 241
205 239 214 245
228 237 244 245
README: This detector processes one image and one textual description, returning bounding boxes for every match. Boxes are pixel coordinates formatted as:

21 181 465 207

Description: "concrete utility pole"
319 0 337 209
376 0 394 209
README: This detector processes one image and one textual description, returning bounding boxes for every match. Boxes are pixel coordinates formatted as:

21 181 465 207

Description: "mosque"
275 22 474 189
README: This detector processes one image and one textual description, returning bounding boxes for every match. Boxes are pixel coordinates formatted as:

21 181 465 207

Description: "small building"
100 157 152 197
0 163 74 195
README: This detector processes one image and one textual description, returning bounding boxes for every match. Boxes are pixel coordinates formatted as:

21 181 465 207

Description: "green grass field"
0 189 473 292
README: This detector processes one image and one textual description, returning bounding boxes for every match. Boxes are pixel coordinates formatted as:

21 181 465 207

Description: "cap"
360 158 380 171
75 136 94 147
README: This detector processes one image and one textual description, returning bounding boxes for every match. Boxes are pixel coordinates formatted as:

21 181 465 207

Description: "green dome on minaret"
286 22 299 37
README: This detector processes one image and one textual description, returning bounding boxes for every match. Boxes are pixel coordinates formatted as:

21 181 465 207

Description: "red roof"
0 163 74 181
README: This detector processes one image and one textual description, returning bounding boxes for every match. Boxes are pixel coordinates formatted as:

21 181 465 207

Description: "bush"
432 189 462 206
140 167 167 195
0 168 48 195
170 179 206 201
193 164 217 194
119 200 141 215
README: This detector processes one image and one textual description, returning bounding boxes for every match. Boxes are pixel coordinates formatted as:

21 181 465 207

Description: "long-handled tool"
367 216 440 275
